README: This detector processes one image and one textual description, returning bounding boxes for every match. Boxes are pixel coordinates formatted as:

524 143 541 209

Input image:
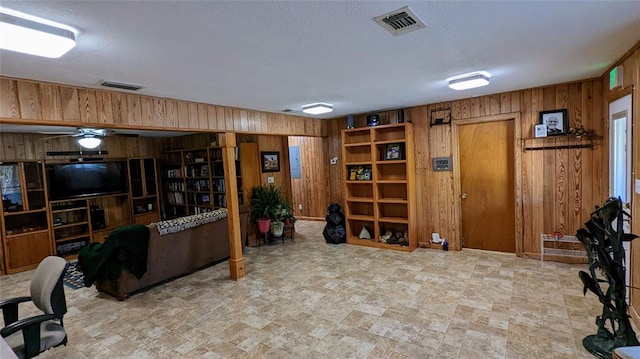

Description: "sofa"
94 207 248 300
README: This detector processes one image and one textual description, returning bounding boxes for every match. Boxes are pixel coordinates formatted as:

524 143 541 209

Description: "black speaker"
397 109 405 123
346 114 354 129
91 206 106 230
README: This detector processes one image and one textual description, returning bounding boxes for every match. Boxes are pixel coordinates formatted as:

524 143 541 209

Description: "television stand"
49 193 132 258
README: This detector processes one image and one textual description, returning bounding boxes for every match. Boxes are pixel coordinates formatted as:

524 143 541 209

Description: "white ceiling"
0 1 639 123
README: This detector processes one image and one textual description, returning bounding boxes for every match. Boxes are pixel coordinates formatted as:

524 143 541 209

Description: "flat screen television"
46 162 127 200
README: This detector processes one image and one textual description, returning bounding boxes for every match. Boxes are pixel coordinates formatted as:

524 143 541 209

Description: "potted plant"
250 185 281 234
270 201 296 237
249 185 296 239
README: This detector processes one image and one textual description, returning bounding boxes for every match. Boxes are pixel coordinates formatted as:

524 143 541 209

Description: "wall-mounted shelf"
522 134 601 152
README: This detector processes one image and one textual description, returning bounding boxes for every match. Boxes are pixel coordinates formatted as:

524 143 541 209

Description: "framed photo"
539 109 568 136
384 143 403 160
534 124 547 138
349 167 357 181
260 151 280 172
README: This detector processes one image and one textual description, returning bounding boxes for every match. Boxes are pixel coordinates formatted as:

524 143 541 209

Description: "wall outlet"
298 204 303 210
267 176 274 183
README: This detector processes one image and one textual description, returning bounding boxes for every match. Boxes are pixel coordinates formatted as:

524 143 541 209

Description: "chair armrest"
1 314 57 359
0 297 31 327
1 313 56 337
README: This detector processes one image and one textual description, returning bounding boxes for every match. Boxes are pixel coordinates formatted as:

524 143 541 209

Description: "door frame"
451 112 523 255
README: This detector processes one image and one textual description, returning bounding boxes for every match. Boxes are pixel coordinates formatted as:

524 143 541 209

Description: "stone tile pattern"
0 221 606 358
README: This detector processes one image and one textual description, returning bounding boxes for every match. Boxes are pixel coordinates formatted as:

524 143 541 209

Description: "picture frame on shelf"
534 124 548 138
260 151 280 173
384 143 403 160
349 167 357 181
539 109 568 136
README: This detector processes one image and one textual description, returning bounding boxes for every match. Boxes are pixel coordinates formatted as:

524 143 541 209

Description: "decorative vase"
257 219 271 233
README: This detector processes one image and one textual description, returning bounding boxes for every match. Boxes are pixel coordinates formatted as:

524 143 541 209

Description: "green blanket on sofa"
78 224 150 287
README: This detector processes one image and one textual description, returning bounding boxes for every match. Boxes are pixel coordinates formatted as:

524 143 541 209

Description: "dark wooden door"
459 120 515 252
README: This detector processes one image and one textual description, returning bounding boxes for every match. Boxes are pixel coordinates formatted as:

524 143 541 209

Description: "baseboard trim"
298 216 324 221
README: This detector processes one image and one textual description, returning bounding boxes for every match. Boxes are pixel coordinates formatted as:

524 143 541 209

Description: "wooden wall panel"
154 98 166 127
0 79 20 119
78 89 98 124
59 86 80 121
256 135 292 202
288 136 327 219
111 92 128 125
324 118 344 212
0 132 162 161
16 82 41 120
141 97 155 127
327 78 606 257
96 91 114 125
0 77 324 137
126 95 142 126
39 84 62 122
188 103 199 129
165 100 178 129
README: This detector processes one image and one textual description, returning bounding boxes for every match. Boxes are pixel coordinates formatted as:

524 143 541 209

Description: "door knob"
461 193 468 199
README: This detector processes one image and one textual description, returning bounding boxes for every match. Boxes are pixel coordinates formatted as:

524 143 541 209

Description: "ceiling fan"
39 128 138 149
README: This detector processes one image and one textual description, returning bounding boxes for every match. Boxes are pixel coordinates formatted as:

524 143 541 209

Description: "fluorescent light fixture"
302 103 333 115
0 9 76 58
77 136 102 149
447 71 491 91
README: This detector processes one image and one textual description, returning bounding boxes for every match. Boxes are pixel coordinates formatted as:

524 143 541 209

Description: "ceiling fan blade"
39 134 79 140
112 133 139 138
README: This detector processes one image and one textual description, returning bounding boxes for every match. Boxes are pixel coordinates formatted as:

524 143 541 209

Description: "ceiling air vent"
99 80 143 91
373 6 425 36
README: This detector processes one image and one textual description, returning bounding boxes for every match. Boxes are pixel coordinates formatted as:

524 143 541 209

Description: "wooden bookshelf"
341 123 417 252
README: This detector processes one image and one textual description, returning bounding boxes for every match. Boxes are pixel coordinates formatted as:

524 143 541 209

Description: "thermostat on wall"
433 157 452 171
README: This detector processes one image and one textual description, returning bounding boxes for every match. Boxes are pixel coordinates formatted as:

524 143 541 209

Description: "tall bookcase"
160 146 244 219
341 123 416 252
128 157 160 225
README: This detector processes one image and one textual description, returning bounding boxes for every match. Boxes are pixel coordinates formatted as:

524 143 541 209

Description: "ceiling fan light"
448 74 490 91
0 9 76 58
77 136 102 149
302 103 333 115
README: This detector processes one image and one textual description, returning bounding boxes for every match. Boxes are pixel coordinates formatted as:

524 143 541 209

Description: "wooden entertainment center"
0 140 259 274
0 159 156 274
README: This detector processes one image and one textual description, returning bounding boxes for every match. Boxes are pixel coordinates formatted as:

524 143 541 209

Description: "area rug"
64 261 85 290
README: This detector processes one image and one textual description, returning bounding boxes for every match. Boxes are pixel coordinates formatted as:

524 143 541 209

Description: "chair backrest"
30 256 68 318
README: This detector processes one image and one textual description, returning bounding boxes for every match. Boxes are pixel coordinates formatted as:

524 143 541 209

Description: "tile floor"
0 221 608 358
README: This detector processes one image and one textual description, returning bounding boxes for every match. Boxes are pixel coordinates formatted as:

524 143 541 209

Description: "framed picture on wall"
539 109 568 136
260 151 280 172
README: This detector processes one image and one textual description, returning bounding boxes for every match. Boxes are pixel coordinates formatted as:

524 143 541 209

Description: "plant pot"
270 221 284 237
257 219 271 233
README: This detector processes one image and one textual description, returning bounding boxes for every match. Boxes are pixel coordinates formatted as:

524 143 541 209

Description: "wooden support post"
220 132 246 280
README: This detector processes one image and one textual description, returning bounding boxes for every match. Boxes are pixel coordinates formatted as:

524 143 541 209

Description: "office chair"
0 256 69 359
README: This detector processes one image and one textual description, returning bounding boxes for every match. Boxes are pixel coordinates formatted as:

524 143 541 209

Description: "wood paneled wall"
0 77 326 137
0 132 162 161
288 136 328 219
327 79 607 253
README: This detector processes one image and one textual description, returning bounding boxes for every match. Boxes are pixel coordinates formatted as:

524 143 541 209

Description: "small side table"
282 222 295 243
